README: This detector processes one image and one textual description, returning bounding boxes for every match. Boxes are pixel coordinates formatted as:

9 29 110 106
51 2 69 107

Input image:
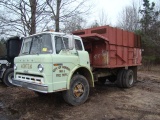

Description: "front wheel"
3 68 14 87
62 75 89 106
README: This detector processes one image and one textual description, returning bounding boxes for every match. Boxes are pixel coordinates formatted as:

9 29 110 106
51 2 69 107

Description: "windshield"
21 34 53 55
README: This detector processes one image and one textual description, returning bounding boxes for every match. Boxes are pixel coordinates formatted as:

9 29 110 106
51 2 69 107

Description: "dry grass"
138 64 160 71
138 65 160 77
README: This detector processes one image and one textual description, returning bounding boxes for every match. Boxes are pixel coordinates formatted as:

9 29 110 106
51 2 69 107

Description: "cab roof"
25 31 81 40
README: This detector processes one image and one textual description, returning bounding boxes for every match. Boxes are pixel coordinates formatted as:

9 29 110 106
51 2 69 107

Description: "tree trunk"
55 0 61 32
29 0 37 35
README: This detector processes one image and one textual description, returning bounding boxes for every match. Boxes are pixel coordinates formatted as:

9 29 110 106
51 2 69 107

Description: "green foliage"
143 56 156 69
134 29 143 35
142 56 156 70
139 0 160 64
143 56 156 62
139 0 159 34
155 57 160 64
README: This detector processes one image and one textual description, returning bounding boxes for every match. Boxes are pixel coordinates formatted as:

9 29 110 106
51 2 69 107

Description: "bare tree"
62 15 86 33
98 10 109 26
0 0 49 36
46 0 91 32
155 0 160 21
29 0 37 34
90 20 99 28
117 1 140 31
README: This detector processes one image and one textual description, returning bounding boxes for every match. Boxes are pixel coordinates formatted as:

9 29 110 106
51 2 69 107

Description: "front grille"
16 74 44 84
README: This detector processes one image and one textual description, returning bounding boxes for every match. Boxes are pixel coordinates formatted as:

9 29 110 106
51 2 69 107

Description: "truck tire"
62 75 89 106
116 69 125 88
3 68 14 87
123 69 135 88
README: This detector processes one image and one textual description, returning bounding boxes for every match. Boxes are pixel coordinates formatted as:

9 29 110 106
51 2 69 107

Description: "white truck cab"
13 31 94 106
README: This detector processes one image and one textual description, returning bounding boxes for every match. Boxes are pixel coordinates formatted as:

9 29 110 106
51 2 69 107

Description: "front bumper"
12 79 48 93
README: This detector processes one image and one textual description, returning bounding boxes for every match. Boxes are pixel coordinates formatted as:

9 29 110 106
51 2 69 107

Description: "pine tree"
139 0 159 34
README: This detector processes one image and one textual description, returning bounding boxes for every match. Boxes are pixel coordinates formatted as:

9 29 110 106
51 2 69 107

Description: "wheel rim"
128 74 133 85
8 72 14 84
73 83 84 98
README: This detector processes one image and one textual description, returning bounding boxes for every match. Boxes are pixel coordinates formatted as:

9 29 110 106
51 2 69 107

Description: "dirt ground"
0 71 160 120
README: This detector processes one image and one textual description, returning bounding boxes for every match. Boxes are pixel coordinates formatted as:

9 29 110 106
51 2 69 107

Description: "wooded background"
0 0 160 65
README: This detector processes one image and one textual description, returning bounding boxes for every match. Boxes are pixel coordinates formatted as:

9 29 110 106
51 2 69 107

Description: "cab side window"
55 36 69 54
75 39 83 51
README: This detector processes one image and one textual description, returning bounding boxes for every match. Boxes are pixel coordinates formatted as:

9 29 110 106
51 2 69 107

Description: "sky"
89 0 158 26
93 0 132 25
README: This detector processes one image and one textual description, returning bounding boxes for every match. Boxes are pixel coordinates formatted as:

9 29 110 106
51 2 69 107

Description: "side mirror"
68 35 75 50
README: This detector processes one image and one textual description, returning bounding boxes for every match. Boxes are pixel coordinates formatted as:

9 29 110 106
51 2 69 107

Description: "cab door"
52 36 79 91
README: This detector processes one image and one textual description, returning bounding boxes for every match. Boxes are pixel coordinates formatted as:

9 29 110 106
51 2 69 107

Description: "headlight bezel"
38 64 44 72
14 64 17 70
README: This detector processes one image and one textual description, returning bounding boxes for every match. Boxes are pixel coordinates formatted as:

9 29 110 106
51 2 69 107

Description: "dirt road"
0 71 160 120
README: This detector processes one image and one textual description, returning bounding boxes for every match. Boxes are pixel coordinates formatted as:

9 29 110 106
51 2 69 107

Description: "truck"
0 36 22 86
12 26 142 106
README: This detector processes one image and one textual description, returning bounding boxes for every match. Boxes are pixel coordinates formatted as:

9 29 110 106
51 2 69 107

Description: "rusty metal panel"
134 35 141 48
133 48 142 65
123 30 128 46
128 32 134 47
133 48 137 64
116 46 123 65
91 28 107 37
109 45 116 66
73 25 142 68
123 47 128 65
128 48 134 65
116 28 123 45
92 41 107 66
110 45 116 50
137 35 141 48
137 48 142 64
109 52 116 66
108 27 116 44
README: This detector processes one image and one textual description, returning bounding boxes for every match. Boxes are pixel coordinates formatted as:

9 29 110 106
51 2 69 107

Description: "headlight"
14 64 17 70
38 64 44 72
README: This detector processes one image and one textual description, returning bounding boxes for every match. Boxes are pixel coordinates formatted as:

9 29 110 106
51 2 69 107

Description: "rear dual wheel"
116 69 135 88
116 70 124 87
123 69 134 88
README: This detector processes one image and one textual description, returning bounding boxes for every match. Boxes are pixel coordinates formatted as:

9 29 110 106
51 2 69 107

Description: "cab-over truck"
12 26 142 106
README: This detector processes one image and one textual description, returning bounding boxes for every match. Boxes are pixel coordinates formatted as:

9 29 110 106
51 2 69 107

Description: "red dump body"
73 26 142 68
